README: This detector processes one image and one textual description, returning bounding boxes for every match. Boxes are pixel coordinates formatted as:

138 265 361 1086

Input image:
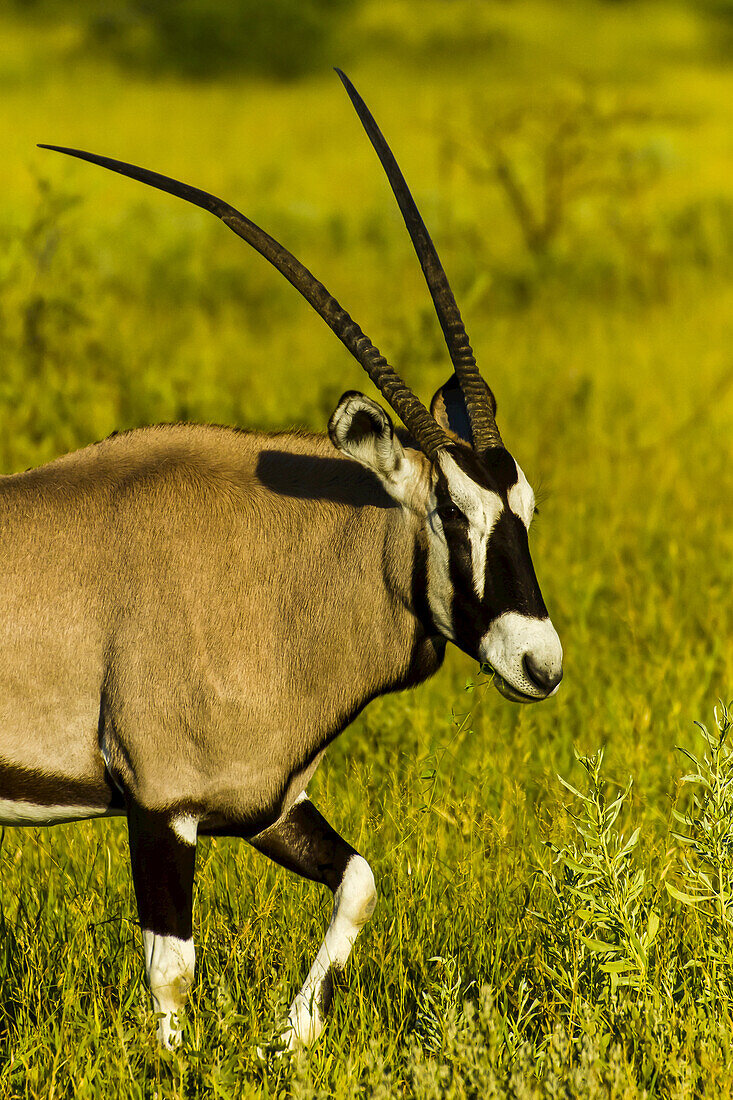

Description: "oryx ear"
328 391 421 505
430 374 473 446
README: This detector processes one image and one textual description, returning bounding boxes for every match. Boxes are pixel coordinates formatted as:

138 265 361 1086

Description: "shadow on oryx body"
0 71 562 1050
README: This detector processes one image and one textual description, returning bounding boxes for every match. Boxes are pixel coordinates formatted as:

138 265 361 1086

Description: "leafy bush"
536 749 659 1006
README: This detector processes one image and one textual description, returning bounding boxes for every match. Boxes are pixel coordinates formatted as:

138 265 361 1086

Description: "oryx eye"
438 503 464 524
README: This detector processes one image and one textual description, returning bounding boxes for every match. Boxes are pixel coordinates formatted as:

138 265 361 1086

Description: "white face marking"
438 453 504 528
171 813 198 846
143 931 196 1049
284 853 376 1050
471 530 489 600
425 453 504 625
479 612 562 699
422 451 552 673
0 799 120 826
507 462 535 529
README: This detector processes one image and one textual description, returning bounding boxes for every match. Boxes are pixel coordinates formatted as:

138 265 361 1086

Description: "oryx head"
40 70 562 703
327 72 562 702
329 383 560 701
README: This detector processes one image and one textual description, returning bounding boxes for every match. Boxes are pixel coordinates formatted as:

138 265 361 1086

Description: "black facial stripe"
446 508 547 657
411 533 435 633
433 443 547 658
0 758 123 809
446 519 486 655
433 470 455 510
446 444 518 494
482 511 547 620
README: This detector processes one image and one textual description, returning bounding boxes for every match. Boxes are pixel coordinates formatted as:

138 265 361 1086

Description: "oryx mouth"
482 663 557 704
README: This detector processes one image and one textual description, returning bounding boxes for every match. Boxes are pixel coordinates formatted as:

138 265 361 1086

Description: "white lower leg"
143 931 196 1049
285 854 376 1049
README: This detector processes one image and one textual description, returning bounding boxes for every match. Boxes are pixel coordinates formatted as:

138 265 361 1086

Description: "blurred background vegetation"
1 1 733 1096
9 0 360 80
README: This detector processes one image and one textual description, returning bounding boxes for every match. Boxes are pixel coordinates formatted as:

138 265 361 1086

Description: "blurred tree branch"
447 85 676 260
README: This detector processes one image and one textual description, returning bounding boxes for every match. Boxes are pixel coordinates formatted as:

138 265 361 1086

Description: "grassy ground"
1 1 733 1095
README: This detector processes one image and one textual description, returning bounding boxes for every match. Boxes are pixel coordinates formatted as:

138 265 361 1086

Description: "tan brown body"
0 424 443 829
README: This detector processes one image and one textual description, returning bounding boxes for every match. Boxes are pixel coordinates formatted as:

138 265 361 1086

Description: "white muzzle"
479 612 563 702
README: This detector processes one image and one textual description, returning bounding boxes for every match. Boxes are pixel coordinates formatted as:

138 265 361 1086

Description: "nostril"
523 653 563 694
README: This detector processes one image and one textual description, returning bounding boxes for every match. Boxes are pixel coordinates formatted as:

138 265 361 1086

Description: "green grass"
1 1 733 1095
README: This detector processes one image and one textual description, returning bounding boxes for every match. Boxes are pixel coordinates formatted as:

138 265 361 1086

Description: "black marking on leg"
198 806 283 839
127 805 196 939
249 798 357 894
319 965 336 1018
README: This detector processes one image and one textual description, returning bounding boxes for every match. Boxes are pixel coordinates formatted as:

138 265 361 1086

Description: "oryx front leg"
250 796 376 1050
285 853 376 1049
127 806 197 1049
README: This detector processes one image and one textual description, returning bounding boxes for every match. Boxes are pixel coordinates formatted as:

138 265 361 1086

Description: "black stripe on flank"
0 758 123 810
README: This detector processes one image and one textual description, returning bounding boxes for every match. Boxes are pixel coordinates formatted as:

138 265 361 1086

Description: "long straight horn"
336 70 502 451
38 144 450 460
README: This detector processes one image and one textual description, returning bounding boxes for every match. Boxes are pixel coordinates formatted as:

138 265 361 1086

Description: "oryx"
1 71 562 1050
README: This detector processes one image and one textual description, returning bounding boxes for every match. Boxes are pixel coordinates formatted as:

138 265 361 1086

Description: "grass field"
1 1 733 1095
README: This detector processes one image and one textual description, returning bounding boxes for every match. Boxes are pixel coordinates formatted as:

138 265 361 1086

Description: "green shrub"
535 749 659 1009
